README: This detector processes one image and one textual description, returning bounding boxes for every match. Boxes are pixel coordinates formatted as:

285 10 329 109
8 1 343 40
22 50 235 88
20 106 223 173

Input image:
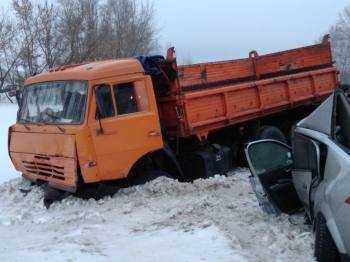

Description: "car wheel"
256 125 287 144
132 170 173 185
314 212 340 262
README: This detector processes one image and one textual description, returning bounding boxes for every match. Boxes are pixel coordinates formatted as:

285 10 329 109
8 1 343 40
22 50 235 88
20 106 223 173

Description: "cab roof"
24 58 145 86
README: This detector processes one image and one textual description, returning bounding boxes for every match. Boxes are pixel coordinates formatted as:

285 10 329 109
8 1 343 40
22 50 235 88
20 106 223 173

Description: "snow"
0 97 317 261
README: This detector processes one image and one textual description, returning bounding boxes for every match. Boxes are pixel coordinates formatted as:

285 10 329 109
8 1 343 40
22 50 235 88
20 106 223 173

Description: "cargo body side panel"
177 58 254 89
179 68 337 136
253 36 332 78
157 35 337 138
176 35 332 89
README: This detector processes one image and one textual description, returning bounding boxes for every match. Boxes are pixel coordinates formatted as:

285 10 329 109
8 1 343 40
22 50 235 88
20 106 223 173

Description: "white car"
244 89 350 262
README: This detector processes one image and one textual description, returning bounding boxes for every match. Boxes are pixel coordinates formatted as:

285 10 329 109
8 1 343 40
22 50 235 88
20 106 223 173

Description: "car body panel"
291 169 313 216
245 89 350 258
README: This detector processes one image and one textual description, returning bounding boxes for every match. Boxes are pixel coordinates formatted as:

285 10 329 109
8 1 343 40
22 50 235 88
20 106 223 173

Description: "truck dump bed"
156 35 337 139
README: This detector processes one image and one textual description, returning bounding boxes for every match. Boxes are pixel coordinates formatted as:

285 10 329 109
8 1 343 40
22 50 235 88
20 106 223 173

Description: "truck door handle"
148 131 160 136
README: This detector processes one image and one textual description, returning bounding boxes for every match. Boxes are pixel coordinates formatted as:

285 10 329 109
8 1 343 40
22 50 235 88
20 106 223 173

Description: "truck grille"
23 156 65 181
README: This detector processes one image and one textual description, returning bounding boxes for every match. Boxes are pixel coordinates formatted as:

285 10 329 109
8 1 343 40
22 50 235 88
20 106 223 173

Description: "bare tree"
79 0 111 62
0 7 21 92
0 0 160 91
56 0 86 64
56 0 127 64
36 0 68 68
103 0 160 58
327 5 350 83
12 0 41 78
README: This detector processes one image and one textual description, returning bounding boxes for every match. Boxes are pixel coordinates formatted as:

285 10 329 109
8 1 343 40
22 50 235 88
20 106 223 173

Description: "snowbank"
0 102 316 261
0 171 316 261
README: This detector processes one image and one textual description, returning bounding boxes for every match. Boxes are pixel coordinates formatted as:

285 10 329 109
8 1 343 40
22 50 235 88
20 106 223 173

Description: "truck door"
88 78 163 181
244 140 302 215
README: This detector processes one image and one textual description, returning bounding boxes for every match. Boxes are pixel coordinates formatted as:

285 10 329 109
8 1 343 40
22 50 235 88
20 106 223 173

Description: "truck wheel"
314 212 340 262
280 121 298 146
256 125 287 144
133 170 173 185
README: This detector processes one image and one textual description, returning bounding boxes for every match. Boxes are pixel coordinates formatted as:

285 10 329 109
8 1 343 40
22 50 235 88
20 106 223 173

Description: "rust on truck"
8 35 338 205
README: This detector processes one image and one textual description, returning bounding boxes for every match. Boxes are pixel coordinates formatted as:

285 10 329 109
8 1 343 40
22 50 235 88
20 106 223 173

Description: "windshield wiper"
54 123 65 132
44 113 65 133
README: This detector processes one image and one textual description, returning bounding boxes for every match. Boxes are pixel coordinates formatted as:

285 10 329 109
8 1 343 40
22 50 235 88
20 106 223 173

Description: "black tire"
256 125 287 144
133 170 173 186
314 212 340 262
279 121 299 146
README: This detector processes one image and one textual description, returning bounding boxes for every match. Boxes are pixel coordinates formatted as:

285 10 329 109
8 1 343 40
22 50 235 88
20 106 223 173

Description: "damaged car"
244 89 350 262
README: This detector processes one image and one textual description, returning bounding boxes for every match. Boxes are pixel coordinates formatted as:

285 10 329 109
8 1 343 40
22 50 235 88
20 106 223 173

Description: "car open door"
244 140 302 216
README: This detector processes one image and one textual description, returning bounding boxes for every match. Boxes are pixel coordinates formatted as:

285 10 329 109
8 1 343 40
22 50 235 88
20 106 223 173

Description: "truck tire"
256 125 287 144
133 170 173 185
280 121 298 146
314 212 340 262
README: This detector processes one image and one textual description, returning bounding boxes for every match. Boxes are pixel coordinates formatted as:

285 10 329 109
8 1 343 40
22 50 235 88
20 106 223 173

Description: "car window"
248 141 292 174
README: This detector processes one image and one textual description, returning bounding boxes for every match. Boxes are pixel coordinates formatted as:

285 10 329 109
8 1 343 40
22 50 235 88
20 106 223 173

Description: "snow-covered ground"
0 96 317 261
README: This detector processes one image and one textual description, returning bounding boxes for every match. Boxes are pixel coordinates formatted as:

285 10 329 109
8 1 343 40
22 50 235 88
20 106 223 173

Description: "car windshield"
18 81 88 124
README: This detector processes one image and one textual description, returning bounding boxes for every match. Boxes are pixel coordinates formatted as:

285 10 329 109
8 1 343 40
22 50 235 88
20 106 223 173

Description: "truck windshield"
18 81 88 124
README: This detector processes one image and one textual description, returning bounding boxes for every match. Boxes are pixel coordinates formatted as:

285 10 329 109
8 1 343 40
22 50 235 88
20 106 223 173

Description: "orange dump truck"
8 35 338 204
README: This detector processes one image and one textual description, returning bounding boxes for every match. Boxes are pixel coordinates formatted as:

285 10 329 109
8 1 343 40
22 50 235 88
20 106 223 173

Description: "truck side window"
96 85 114 119
113 81 150 115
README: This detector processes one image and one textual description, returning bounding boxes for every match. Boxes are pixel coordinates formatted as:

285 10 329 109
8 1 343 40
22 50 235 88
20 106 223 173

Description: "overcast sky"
1 0 349 64
156 0 349 63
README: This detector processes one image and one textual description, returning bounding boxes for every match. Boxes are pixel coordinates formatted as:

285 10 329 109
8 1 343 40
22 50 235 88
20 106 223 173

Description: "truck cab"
9 59 165 193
